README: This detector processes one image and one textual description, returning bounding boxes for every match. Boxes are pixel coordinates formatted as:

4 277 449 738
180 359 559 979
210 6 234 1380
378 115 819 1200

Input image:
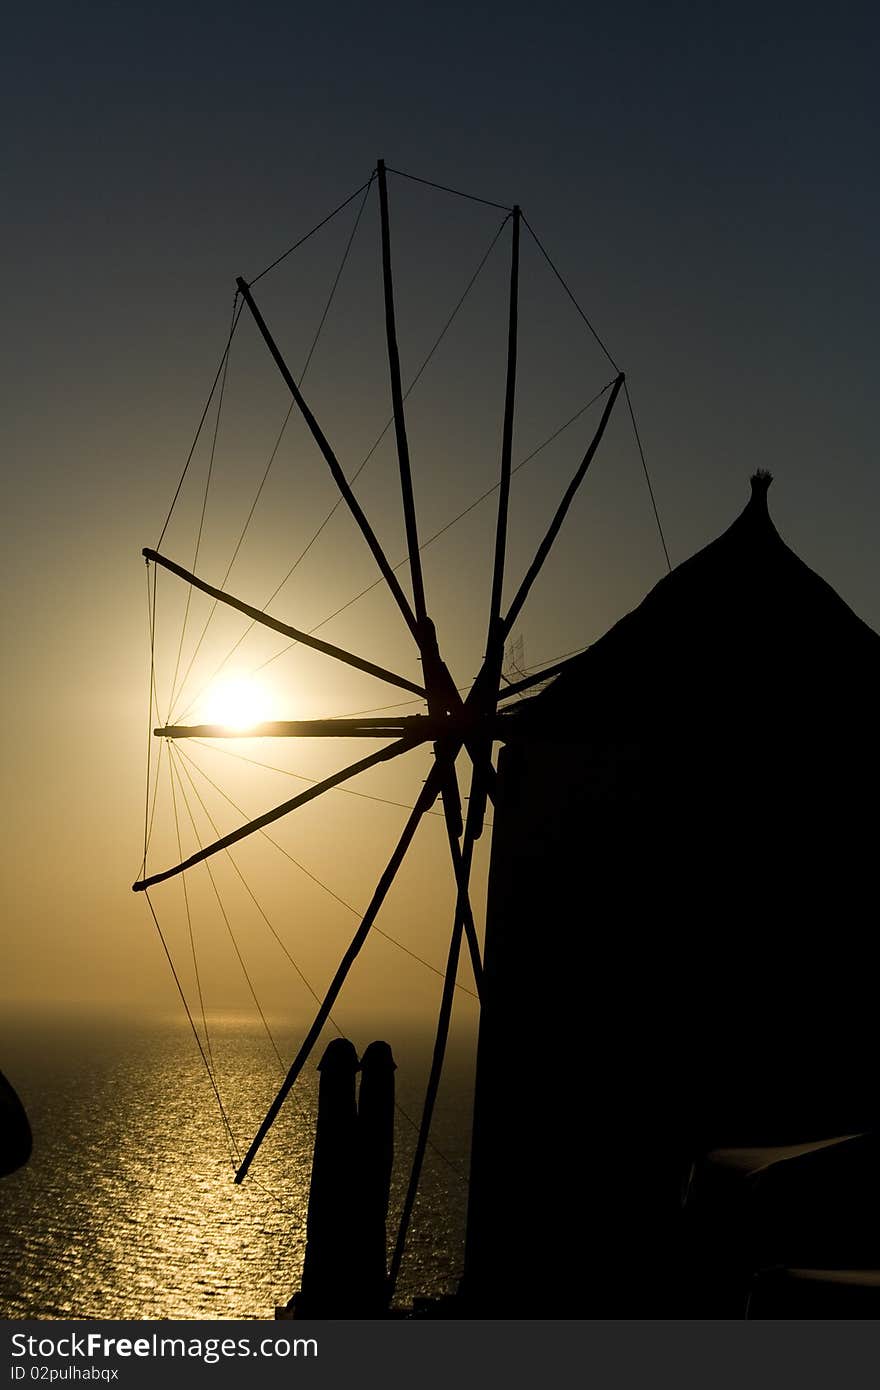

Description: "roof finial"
750 469 773 498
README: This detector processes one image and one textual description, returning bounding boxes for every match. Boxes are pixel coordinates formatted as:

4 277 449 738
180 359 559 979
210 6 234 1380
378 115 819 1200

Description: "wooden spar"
143 548 425 699
461 208 521 845
487 205 520 652
456 370 619 799
377 159 427 628
157 715 505 746
387 843 469 1300
439 766 484 999
234 759 446 1185
502 372 625 638
387 753 491 1298
438 752 464 840
234 276 422 645
132 735 421 893
377 157 467 882
153 716 442 741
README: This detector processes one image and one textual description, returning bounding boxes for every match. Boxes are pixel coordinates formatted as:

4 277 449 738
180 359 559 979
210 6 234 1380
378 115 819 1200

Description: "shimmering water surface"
0 1012 473 1319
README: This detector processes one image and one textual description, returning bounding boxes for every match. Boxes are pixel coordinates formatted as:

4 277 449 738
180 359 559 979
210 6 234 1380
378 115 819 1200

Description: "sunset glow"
202 675 272 731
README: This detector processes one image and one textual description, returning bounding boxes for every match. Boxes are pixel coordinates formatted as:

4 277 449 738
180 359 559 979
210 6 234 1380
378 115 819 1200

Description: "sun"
202 675 272 732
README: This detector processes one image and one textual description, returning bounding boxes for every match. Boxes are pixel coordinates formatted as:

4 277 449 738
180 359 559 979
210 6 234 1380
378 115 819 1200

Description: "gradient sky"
3 18 878 1040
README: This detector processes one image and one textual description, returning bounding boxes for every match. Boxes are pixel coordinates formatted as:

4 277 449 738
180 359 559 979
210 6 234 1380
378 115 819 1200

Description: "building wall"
461 715 877 1313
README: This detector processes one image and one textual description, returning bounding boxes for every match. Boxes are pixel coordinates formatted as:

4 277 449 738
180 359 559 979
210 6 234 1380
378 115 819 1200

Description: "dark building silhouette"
290 1039 396 1319
0 1071 31 1178
296 1038 360 1316
462 475 880 1315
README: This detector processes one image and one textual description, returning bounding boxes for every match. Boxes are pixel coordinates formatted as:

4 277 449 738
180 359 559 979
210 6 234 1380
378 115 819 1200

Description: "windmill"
132 160 660 1311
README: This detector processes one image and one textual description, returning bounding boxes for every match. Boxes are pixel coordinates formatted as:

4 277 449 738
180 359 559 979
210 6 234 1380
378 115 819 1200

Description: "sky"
2 16 879 1048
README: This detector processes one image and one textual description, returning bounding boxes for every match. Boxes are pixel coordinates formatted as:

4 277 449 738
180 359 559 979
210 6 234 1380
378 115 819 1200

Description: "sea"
0 1009 474 1320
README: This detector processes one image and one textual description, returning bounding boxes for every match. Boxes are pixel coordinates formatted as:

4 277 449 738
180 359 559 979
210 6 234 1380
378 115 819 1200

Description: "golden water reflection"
0 1014 471 1319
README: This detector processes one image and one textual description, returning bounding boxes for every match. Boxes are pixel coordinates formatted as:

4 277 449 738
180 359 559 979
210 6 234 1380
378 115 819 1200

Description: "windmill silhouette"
132 160 647 1310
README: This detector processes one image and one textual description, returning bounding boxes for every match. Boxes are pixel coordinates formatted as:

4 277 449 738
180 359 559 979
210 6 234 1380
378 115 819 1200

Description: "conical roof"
514 473 879 733
474 474 879 1208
